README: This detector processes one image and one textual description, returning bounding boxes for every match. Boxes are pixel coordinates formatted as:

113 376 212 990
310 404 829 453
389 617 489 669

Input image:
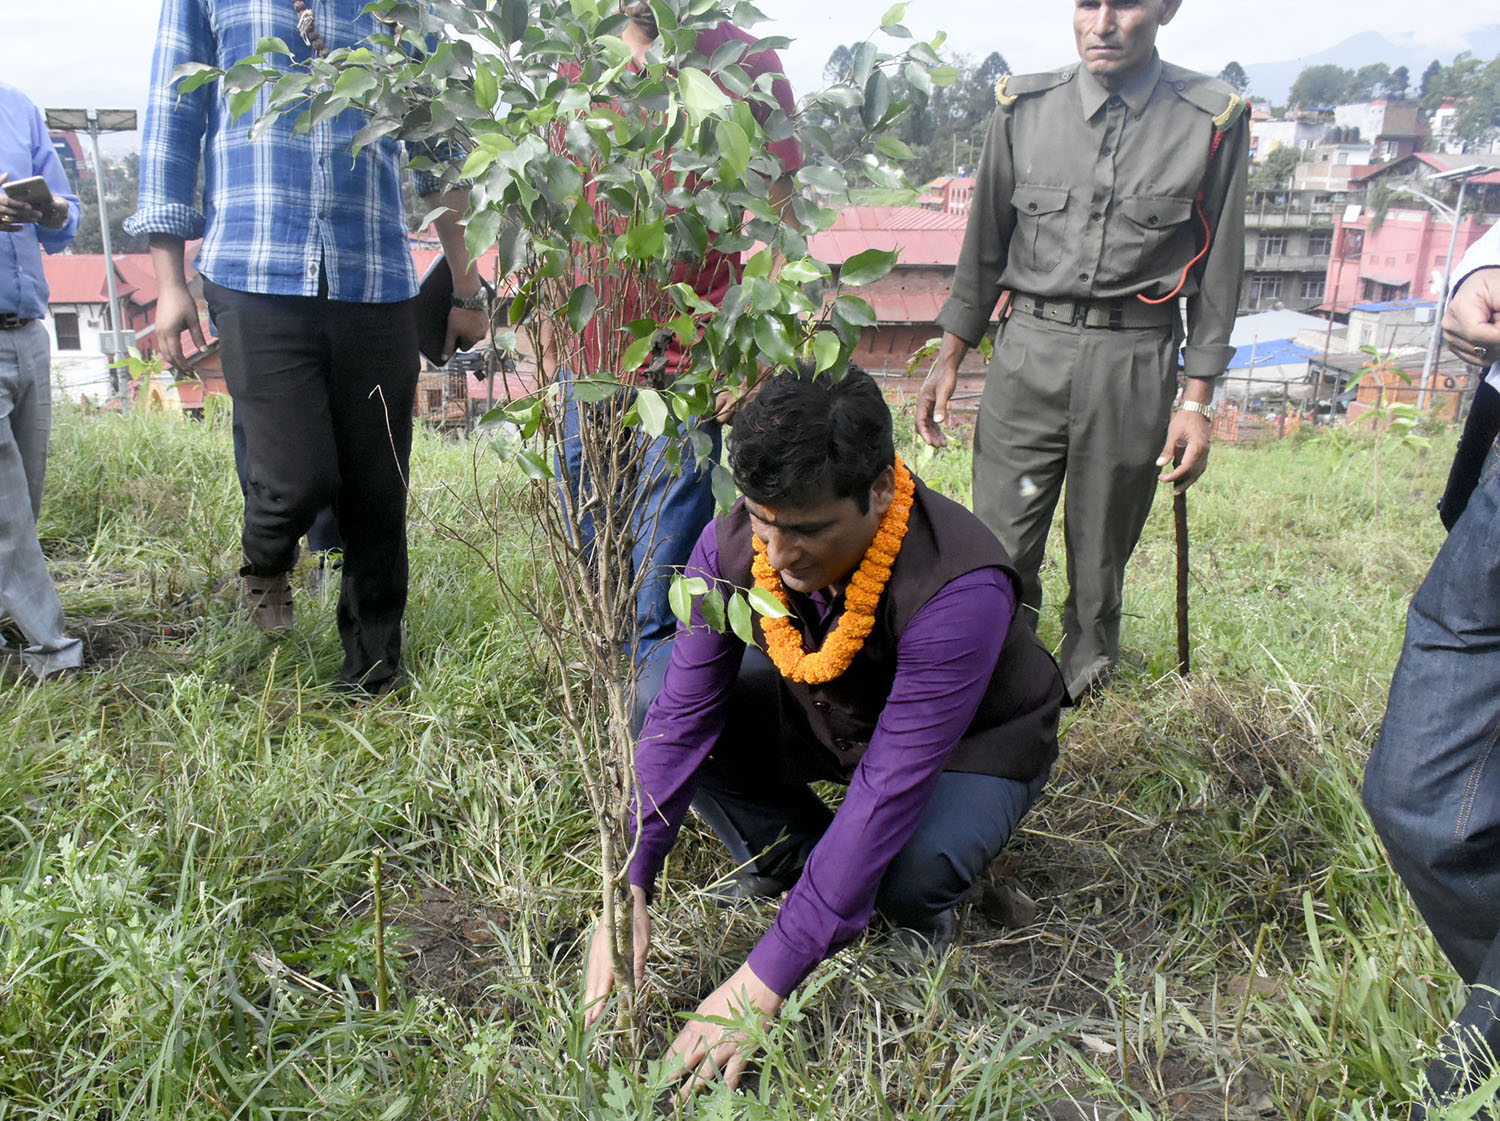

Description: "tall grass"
0 402 1469 1118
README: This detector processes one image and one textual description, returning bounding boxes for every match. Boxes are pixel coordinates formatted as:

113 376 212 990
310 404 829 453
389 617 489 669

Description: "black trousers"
204 280 418 689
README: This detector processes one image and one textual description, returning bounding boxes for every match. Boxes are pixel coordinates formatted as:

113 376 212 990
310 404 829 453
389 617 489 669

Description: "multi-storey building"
1240 188 1342 313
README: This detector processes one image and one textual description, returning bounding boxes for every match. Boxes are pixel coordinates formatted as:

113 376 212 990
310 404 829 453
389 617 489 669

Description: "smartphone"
3 176 52 209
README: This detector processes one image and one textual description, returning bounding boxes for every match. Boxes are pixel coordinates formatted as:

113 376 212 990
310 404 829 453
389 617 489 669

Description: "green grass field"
0 401 1473 1119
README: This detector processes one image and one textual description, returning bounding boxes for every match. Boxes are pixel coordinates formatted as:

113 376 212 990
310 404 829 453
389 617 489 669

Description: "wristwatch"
1177 399 1214 422
451 291 489 311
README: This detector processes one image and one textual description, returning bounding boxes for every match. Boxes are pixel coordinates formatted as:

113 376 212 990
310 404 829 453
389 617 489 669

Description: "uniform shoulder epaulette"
995 69 1075 108
1160 63 1247 131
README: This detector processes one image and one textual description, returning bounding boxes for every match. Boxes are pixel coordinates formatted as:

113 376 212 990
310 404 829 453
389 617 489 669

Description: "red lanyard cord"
1137 128 1227 307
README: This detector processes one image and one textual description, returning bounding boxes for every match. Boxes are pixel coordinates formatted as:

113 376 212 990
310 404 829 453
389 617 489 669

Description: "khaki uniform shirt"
937 52 1249 381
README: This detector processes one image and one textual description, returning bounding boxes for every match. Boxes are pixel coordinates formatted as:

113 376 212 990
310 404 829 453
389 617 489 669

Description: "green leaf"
622 335 654 373
743 248 773 280
753 315 796 367
930 65 960 87
780 259 825 284
625 219 666 261
473 63 498 112
710 463 738 511
849 41 877 89
513 447 554 480
500 0 528 43
678 67 732 124
881 3 909 27
747 586 791 618
728 592 756 645
227 88 259 122
570 378 618 404
255 36 293 57
903 62 933 99
700 588 727 632
715 120 750 183
334 68 377 100
833 294 877 328
464 207 502 261
669 577 694 625
862 71 892 131
566 284 598 334
875 136 915 160
798 164 846 195
812 331 840 373
840 248 899 287
171 63 221 95
635 388 671 436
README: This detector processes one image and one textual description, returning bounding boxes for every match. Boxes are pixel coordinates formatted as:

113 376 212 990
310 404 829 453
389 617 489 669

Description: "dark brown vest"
716 478 1064 782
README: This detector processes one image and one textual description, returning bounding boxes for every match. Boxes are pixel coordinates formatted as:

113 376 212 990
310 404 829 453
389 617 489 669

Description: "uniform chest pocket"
1012 184 1070 273
1117 195 1195 277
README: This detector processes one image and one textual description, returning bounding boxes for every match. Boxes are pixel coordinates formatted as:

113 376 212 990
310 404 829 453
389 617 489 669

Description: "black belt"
1010 292 1178 331
0 313 36 330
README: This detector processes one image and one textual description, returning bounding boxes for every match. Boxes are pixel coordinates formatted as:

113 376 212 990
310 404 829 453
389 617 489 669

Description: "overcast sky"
7 2 1496 155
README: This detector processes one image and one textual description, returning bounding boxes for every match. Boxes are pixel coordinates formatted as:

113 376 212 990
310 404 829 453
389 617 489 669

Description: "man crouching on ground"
582 366 1066 1092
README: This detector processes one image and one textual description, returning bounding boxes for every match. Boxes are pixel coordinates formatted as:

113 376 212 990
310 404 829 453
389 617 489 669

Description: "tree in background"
69 153 149 256
811 45 1008 184
1420 58 1444 99
1386 65 1410 99
1250 144 1300 191
1452 54 1500 147
1349 63 1392 101
1288 63 1351 108
1219 61 1250 96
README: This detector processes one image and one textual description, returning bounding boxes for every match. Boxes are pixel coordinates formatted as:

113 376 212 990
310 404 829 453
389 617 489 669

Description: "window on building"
1301 278 1326 301
1250 276 1284 303
53 311 80 351
1309 232 1333 255
1258 233 1287 256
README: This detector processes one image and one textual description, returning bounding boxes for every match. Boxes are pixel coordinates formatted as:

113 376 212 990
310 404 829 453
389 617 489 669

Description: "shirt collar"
1077 50 1163 119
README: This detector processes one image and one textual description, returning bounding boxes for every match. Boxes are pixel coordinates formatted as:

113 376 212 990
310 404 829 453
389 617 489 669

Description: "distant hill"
1243 24 1500 106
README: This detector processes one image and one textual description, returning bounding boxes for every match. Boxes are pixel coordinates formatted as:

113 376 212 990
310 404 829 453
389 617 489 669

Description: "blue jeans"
557 370 720 676
1365 440 1500 1096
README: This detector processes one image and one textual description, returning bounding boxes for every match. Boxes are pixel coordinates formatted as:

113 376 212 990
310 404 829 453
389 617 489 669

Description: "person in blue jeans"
1365 220 1500 1118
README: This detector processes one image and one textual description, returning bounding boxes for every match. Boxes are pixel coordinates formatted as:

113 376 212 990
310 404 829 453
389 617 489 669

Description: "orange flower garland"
751 456 916 684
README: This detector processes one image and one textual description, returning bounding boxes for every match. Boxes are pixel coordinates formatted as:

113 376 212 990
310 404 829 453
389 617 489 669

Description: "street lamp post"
43 108 137 397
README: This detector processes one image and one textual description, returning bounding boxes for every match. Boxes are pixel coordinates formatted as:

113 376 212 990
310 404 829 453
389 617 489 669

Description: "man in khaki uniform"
916 0 1247 699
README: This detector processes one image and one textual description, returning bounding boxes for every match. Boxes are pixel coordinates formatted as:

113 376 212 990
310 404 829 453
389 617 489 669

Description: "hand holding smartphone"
0 174 60 231
3 176 52 208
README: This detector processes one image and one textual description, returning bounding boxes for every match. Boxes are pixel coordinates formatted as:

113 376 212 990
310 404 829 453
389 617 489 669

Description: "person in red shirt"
549 2 803 695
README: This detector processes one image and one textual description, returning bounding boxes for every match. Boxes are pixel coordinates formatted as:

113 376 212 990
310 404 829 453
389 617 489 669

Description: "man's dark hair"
729 366 895 514
622 1 659 41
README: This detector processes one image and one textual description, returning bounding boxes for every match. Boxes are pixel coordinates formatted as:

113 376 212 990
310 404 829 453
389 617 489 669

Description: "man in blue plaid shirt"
128 0 486 694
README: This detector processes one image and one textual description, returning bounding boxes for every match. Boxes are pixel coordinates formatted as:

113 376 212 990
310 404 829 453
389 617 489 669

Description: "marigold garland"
751 456 915 684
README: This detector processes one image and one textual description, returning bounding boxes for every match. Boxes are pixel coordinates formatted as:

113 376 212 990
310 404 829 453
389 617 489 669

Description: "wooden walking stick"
1173 444 1190 676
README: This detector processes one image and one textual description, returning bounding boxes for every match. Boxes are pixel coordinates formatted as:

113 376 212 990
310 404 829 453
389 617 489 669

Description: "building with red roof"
807 206 994 375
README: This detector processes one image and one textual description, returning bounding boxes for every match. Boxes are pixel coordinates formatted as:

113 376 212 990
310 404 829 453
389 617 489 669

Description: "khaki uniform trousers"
974 312 1178 699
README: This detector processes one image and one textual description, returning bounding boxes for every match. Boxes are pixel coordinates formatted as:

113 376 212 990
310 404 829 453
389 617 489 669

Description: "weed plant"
0 402 1470 1118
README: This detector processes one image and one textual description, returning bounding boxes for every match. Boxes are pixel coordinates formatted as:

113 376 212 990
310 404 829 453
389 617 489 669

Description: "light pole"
43 108 138 397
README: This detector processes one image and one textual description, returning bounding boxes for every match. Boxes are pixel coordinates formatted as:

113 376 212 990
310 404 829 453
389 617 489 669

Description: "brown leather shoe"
243 573 293 635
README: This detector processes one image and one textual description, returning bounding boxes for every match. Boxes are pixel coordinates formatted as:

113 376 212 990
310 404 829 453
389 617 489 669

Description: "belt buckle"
1069 301 1086 327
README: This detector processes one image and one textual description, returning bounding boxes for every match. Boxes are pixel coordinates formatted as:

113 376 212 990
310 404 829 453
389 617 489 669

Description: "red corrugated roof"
43 254 110 304
828 205 968 232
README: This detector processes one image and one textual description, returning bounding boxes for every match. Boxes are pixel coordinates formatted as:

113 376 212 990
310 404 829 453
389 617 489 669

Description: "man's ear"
869 465 897 518
1157 0 1184 27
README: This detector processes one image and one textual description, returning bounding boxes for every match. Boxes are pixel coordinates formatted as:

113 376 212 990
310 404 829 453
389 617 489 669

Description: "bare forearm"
428 187 481 297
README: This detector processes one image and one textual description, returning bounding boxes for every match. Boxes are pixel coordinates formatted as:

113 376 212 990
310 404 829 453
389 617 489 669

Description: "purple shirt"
631 522 1015 996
